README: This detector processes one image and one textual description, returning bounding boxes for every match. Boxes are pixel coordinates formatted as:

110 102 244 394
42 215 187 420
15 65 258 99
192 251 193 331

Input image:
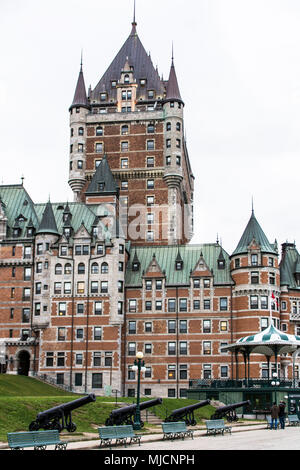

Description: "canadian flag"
271 291 279 310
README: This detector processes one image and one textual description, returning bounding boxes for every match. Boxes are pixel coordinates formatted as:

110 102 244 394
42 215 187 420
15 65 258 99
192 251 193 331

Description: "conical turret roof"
70 64 89 110
232 210 276 256
37 200 60 236
165 58 183 103
85 155 119 195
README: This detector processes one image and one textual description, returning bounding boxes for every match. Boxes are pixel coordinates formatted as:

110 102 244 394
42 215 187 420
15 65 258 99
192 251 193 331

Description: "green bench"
98 425 141 448
7 430 68 450
162 421 194 441
205 419 232 436
288 415 300 426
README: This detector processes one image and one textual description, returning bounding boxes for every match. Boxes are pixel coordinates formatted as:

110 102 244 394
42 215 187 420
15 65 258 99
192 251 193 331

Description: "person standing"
270 402 279 430
278 401 286 429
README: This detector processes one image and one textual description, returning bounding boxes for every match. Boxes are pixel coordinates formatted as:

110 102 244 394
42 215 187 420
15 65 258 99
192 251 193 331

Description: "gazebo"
222 323 300 384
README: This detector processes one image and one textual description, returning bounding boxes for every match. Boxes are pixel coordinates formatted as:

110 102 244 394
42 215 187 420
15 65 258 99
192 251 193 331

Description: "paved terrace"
1 421 300 450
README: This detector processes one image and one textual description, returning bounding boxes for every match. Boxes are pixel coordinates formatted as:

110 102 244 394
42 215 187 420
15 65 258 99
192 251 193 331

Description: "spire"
131 0 137 34
70 59 89 110
165 48 183 103
37 200 59 236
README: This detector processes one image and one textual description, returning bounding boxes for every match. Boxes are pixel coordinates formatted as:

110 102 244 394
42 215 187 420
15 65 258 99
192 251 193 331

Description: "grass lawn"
0 375 216 442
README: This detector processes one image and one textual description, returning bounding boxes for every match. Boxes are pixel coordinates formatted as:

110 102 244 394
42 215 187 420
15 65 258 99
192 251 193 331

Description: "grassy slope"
0 376 215 442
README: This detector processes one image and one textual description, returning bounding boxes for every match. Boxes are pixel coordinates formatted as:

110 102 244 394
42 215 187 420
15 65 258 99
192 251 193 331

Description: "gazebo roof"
223 323 300 357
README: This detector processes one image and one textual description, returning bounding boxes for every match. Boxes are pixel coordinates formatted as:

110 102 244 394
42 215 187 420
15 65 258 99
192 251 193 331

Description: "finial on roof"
216 233 219 244
251 196 254 215
21 175 24 186
131 0 137 34
171 41 174 65
80 49 83 71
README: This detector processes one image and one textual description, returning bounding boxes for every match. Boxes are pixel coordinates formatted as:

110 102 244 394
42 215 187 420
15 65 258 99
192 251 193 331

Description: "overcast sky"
0 0 299 254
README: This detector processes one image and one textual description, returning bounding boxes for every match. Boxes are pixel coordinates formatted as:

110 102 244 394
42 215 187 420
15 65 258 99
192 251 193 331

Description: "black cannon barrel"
214 400 251 415
106 398 162 426
211 400 251 421
168 399 210 418
36 393 96 421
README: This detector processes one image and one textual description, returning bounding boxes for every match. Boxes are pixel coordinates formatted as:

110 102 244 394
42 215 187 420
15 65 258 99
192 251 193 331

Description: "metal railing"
189 378 296 389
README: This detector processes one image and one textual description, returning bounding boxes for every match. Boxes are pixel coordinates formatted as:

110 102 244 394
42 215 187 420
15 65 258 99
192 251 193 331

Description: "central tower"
68 16 194 246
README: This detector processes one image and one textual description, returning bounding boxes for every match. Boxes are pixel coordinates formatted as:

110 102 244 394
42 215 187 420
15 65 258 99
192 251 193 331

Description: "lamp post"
271 372 280 403
132 351 146 430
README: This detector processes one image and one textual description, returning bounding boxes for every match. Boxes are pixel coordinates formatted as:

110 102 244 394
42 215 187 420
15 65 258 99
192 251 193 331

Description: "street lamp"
132 351 146 430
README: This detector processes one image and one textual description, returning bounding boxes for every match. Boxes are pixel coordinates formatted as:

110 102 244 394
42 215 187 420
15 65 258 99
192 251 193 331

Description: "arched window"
64 263 72 275
91 262 99 274
101 262 109 274
96 126 103 136
55 263 62 275
124 74 130 83
78 263 85 275
78 127 84 136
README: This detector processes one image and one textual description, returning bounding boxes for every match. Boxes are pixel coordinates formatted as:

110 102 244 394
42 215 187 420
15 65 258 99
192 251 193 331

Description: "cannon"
105 398 162 427
210 400 251 422
29 393 96 433
164 399 211 426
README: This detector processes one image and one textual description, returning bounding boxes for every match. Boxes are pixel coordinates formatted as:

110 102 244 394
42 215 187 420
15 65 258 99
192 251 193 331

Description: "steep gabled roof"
280 244 300 289
90 21 165 101
85 155 119 195
232 210 276 256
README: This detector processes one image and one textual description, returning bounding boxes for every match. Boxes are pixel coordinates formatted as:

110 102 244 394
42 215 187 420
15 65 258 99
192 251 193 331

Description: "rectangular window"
156 300 162 311
121 141 129 152
168 342 176 355
92 373 103 389
269 273 275 285
145 280 152 290
203 279 210 288
129 299 137 312
93 352 101 367
221 366 228 378
261 296 268 310
94 301 102 315
168 299 176 312
179 341 187 355
75 373 82 386
76 328 84 340
203 341 211 355
58 302 66 316
145 322 152 333
101 281 108 293
168 320 176 334
64 282 71 294
250 295 258 309
251 254 258 266
204 299 211 310
147 140 154 150
91 281 98 294
203 364 211 379
251 271 259 284
193 278 200 288
145 343 152 354
220 298 228 311
147 179 154 189
121 158 128 168
128 321 136 334
145 301 152 311
147 157 154 167
94 327 102 340
22 308 30 323
203 320 211 333
220 321 228 332
77 281 85 294
179 320 187 333
180 365 188 380
128 342 136 356
58 327 66 341
168 365 176 380
46 352 54 367
57 352 65 367
193 300 200 310
156 279 162 290
147 196 154 206
179 298 187 312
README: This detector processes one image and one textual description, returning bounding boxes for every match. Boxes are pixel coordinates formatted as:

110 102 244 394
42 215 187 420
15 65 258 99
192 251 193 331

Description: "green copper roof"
232 211 276 256
0 185 39 237
280 244 300 290
125 244 233 287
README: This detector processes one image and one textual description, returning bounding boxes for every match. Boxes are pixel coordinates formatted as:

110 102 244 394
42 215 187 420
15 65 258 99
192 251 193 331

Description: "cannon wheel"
67 422 77 433
29 421 40 431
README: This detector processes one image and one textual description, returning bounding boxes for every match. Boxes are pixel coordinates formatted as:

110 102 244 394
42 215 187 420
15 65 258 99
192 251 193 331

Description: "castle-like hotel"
0 16 300 398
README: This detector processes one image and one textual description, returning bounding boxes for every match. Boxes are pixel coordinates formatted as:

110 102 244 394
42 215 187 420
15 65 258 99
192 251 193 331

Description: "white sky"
0 0 299 254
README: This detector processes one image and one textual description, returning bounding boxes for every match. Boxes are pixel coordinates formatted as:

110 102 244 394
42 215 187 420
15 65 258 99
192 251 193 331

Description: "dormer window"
218 259 225 269
148 90 154 99
64 228 71 238
124 74 130 83
176 260 183 271
140 79 146 86
251 254 258 266
100 93 107 101
111 81 117 88
132 262 140 272
98 182 105 192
